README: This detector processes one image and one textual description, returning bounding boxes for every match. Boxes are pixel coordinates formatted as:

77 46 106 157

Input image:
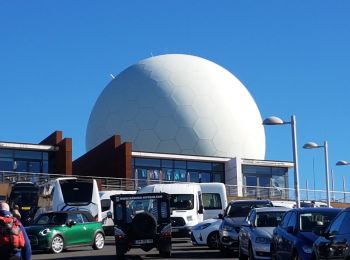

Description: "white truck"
199 182 228 220
137 183 204 237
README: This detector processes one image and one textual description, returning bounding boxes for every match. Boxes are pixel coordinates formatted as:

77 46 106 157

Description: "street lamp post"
263 115 301 208
336 160 350 203
303 141 331 207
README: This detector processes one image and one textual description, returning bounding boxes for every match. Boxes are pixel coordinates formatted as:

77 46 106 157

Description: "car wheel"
249 243 255 260
160 249 172 258
92 232 105 250
50 235 64 254
207 231 220 249
292 250 300 260
239 243 248 260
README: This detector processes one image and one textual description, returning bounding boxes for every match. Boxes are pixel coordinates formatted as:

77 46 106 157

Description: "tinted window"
34 213 67 225
68 213 84 224
280 211 292 229
255 211 286 227
203 193 222 210
329 212 347 235
60 180 93 205
300 211 339 232
101 199 111 212
170 194 194 210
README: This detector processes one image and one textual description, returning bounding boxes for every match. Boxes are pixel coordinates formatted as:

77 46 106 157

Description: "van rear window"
60 180 93 205
203 193 222 210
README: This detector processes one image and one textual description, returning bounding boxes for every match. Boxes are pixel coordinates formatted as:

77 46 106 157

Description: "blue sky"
1 1 350 197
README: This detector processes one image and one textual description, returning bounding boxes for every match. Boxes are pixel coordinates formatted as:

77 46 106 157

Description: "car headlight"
187 215 193 221
39 228 51 236
302 245 313 254
255 237 271 244
193 223 211 230
221 223 234 231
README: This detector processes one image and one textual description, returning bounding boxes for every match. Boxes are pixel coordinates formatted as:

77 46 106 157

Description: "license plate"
135 239 153 245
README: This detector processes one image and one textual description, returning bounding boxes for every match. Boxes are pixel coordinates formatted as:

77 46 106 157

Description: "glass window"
272 167 287 175
134 158 160 167
28 161 41 173
170 194 194 210
338 212 350 234
187 161 211 170
213 163 224 171
14 150 42 160
174 169 187 182
200 172 211 182
243 165 271 174
280 212 292 229
81 213 89 223
202 193 222 210
0 158 14 171
245 176 257 197
60 179 93 205
42 161 49 173
101 199 111 212
256 211 286 227
161 159 173 168
174 160 186 169
300 211 340 232
14 161 27 172
43 152 49 160
329 212 347 235
213 173 224 183
163 169 173 181
0 149 13 158
287 212 297 228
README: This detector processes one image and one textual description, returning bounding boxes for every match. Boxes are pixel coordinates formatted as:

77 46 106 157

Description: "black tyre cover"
131 212 156 238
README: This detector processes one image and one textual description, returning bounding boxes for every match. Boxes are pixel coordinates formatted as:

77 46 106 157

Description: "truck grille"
170 217 185 227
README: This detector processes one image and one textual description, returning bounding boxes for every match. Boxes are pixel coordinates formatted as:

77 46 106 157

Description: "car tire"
239 243 248 260
292 250 300 260
270 243 278 260
50 235 64 254
116 245 127 259
207 231 220 249
160 249 172 258
249 243 255 260
92 232 105 250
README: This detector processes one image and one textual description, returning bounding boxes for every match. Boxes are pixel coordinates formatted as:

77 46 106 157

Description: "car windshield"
300 211 339 232
170 194 194 210
34 213 67 225
227 202 272 218
60 179 93 205
255 211 286 227
115 197 161 223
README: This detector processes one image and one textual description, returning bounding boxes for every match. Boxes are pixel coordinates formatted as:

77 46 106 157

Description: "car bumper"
252 243 271 259
172 226 192 238
190 231 206 246
219 230 239 250
28 235 51 251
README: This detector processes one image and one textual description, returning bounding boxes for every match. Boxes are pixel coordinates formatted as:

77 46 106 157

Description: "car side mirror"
107 211 112 219
287 226 294 234
198 205 204 214
67 220 76 226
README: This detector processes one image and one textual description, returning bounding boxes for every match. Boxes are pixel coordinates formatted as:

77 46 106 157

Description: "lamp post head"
336 160 350 166
263 116 284 125
303 142 320 149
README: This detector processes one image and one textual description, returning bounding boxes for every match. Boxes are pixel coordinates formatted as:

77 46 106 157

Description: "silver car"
238 207 290 260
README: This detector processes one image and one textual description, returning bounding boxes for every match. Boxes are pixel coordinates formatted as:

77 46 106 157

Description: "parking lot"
32 237 235 260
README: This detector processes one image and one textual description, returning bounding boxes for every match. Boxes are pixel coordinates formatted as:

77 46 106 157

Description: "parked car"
191 217 222 249
219 200 273 255
312 207 350 260
110 192 172 258
238 207 290 260
25 211 105 253
271 207 342 260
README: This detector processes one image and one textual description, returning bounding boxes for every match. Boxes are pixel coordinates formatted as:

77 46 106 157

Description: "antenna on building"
110 74 115 79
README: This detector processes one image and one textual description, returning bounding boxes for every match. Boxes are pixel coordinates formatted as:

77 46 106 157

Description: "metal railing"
1 170 350 203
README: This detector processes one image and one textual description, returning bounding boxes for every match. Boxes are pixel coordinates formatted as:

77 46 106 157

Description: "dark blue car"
271 207 341 260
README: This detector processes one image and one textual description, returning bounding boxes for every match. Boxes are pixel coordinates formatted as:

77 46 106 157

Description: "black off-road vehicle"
110 193 172 258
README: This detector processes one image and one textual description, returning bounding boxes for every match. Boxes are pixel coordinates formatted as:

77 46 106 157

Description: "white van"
137 183 204 237
99 190 136 235
199 182 228 220
41 177 102 222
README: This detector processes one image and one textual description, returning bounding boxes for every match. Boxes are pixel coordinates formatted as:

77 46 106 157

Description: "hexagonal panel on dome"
174 105 199 128
119 120 139 143
134 130 160 151
176 127 198 151
135 108 159 130
193 118 218 140
194 139 218 157
171 86 195 106
154 117 179 141
156 140 181 154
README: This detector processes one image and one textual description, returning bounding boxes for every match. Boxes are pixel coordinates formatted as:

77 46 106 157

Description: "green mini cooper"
25 211 105 253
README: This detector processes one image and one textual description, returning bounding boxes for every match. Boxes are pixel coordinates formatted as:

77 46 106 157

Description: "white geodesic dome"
86 54 265 159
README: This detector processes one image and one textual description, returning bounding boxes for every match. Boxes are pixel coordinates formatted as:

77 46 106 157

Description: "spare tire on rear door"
131 212 156 239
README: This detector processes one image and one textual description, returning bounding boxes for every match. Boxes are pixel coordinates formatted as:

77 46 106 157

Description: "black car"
271 207 342 260
110 193 172 258
312 207 350 260
218 199 273 255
